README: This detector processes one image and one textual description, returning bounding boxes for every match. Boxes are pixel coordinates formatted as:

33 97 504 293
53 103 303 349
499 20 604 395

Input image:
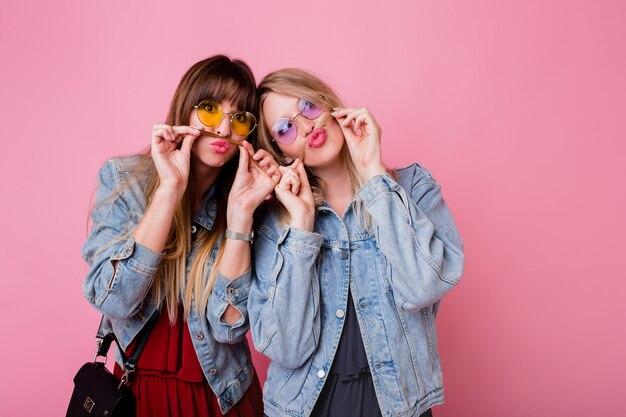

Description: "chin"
192 151 236 168
303 140 344 168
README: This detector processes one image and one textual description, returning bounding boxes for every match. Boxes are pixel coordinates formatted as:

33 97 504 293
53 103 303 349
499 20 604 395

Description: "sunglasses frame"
194 100 257 136
271 98 323 144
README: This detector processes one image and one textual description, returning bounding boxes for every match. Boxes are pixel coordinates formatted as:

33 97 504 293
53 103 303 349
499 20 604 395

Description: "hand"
151 124 202 199
331 107 386 182
274 159 316 232
227 141 281 232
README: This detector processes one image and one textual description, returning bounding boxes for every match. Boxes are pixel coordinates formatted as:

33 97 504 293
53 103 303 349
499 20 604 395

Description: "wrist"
359 164 387 183
154 185 184 206
227 214 254 234
290 214 315 232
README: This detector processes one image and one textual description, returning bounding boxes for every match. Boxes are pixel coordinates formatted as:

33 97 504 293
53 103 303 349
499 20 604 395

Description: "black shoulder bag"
66 311 160 417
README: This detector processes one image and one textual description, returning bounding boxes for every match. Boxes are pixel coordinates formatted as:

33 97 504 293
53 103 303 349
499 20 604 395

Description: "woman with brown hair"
82 55 279 416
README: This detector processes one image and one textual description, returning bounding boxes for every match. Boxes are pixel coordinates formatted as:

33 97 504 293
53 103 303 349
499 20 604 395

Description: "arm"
357 166 464 311
82 159 166 319
82 125 200 319
248 223 324 369
206 142 280 344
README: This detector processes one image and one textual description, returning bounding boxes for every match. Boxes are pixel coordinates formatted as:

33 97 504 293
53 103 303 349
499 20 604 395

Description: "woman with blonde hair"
248 69 464 417
82 55 280 416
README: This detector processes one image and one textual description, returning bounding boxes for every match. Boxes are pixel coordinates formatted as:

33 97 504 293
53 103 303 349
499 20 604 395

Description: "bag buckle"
118 365 135 389
94 337 107 364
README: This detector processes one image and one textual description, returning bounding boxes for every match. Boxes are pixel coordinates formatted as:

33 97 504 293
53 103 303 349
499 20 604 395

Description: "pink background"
1 1 625 416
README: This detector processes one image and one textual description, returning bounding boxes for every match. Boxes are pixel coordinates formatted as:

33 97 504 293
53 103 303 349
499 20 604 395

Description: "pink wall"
1 1 624 415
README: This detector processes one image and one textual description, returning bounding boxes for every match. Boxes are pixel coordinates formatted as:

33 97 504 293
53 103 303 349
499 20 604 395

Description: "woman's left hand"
332 107 387 182
227 141 280 232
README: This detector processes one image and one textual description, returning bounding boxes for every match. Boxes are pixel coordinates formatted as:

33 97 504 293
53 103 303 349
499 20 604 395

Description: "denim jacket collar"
193 184 217 231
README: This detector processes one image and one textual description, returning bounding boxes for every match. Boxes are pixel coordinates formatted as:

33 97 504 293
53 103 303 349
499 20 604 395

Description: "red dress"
114 307 263 417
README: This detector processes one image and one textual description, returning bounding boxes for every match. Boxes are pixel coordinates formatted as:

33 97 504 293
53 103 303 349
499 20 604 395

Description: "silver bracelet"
225 229 254 244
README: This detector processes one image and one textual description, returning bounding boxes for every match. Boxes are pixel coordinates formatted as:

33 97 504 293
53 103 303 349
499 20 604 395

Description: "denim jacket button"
335 309 345 318
317 369 326 378
341 250 349 259
209 368 217 375
195 332 204 340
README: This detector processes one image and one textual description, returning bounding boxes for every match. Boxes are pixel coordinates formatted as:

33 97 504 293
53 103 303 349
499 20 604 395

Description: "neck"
190 162 221 215
311 158 354 216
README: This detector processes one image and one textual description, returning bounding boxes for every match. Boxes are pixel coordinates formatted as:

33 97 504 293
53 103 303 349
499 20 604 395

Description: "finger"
291 177 300 195
330 108 354 118
152 125 175 147
338 122 357 143
253 149 268 161
277 167 298 191
161 126 174 142
173 125 201 137
354 113 368 131
340 109 367 128
296 161 311 189
259 155 275 168
180 134 198 156
284 167 301 195
237 145 250 173
296 162 314 199
266 165 277 176
241 140 255 157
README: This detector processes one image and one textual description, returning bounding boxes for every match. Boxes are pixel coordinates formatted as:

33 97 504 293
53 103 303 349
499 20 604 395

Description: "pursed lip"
307 128 327 148
210 139 231 153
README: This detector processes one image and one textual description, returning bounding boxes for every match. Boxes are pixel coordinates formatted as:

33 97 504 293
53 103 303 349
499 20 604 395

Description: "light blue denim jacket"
81 156 255 414
249 163 464 417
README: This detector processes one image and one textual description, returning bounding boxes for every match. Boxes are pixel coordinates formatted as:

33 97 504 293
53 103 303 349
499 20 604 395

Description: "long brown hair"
92 55 257 320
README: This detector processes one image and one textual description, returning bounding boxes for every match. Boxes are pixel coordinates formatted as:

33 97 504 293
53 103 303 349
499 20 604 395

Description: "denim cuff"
277 226 325 254
111 237 164 276
212 270 252 306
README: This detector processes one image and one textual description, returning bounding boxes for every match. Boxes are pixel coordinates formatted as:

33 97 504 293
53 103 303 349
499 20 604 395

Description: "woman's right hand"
151 124 201 199
274 159 316 232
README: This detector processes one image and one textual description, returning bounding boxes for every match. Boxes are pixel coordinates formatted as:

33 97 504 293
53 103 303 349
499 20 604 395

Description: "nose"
296 115 315 138
216 114 231 137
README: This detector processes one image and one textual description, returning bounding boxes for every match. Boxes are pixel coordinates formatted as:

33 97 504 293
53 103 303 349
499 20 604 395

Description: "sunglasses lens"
232 112 257 136
298 99 323 120
272 118 297 144
196 101 222 127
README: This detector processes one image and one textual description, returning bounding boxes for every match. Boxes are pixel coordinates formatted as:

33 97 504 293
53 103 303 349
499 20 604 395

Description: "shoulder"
96 155 151 191
92 155 152 216
394 163 439 192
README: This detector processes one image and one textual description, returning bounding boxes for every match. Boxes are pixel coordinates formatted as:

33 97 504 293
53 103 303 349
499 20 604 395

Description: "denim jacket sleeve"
206 269 252 344
357 165 464 311
248 222 324 369
81 159 163 320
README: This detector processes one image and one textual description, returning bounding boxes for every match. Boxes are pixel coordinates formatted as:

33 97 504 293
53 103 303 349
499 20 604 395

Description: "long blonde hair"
256 69 369 222
91 56 258 321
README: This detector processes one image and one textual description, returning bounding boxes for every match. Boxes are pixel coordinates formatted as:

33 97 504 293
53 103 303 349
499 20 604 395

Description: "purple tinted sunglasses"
271 98 324 144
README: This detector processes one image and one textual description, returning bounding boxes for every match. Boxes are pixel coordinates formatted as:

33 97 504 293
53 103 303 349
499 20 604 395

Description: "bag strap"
94 310 160 386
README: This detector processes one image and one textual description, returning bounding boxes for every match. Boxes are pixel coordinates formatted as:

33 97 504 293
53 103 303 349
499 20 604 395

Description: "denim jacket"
81 156 255 414
249 163 464 417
